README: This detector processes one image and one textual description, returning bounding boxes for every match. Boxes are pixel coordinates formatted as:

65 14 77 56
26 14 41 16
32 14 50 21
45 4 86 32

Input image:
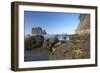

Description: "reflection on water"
24 51 50 61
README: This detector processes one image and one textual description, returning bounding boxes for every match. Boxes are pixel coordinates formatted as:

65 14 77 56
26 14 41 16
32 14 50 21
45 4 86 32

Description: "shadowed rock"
25 35 44 50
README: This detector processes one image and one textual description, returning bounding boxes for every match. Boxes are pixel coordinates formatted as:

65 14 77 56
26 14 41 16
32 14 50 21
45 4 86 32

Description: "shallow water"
24 51 50 62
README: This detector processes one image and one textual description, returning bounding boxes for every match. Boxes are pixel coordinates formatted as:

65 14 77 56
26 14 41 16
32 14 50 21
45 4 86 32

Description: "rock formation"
25 35 44 50
75 14 90 34
31 27 47 35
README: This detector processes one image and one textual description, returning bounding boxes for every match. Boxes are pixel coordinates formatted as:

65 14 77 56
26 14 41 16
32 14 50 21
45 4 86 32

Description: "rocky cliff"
75 14 90 34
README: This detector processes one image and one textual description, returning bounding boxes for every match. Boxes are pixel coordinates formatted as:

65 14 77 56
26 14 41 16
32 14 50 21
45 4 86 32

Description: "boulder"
25 35 44 50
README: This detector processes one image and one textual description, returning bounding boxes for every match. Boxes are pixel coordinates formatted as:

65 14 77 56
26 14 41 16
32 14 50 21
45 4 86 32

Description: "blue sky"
24 11 80 35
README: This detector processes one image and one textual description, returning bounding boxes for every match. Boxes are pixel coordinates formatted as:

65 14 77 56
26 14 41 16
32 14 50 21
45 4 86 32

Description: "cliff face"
75 14 90 34
31 27 47 35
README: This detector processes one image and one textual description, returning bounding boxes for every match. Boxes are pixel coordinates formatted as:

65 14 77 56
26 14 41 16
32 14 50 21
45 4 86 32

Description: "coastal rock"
25 35 44 50
31 27 47 35
75 14 90 34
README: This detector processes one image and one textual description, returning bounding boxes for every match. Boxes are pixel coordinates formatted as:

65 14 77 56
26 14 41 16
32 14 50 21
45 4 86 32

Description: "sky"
24 11 80 35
